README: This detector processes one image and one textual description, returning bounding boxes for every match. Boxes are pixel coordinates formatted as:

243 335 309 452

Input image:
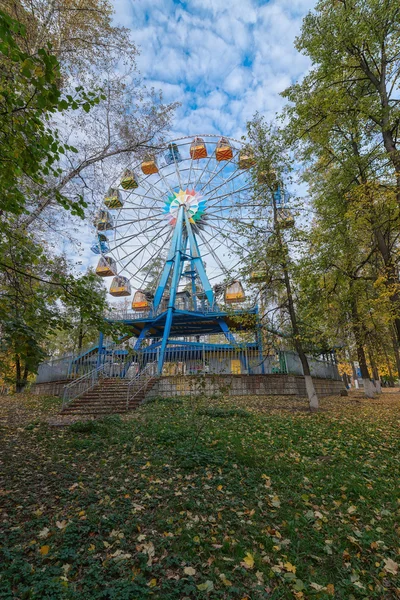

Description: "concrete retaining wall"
30 380 70 397
146 374 344 398
30 374 344 399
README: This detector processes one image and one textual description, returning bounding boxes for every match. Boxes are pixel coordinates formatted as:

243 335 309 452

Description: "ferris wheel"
92 134 262 304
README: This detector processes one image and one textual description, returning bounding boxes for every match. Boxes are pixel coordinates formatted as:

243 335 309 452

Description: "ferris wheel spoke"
195 229 232 278
123 191 165 206
198 149 240 194
191 152 215 191
205 182 253 210
125 229 173 286
202 168 249 203
120 223 171 271
205 221 249 254
111 219 167 251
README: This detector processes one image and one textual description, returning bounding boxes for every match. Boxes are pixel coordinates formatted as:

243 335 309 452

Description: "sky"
79 0 317 293
113 0 314 138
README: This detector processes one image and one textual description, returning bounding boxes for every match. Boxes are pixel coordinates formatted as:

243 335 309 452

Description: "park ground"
0 391 399 600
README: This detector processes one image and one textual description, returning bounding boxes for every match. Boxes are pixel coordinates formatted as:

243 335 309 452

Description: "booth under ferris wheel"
92 134 268 375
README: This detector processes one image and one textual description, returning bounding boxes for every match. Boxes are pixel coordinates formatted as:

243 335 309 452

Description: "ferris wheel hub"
164 188 206 226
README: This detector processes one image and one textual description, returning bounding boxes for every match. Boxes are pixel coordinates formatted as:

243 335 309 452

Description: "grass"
0 392 399 599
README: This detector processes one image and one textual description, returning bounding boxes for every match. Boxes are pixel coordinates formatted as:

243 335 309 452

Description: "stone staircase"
61 377 157 416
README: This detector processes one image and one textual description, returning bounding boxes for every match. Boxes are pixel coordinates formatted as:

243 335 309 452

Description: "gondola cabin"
216 137 233 162
141 155 159 175
91 233 109 254
132 290 150 311
164 143 182 165
277 209 294 228
238 149 255 169
120 169 138 190
257 170 276 185
95 256 117 277
110 276 132 297
190 137 207 160
95 210 113 231
250 271 266 283
224 280 246 303
104 187 123 209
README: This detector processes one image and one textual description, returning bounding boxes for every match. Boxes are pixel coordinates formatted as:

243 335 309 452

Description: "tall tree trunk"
78 315 84 351
367 347 381 394
15 354 22 393
281 249 318 410
349 289 375 398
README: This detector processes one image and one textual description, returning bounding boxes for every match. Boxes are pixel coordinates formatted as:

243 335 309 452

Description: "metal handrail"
62 363 108 409
126 362 158 410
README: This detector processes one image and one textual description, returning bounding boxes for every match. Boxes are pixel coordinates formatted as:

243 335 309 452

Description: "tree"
282 0 400 353
1 0 177 231
237 116 319 410
0 229 110 391
0 8 100 218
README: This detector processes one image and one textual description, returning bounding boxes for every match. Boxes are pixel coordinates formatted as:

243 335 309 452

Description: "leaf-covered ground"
0 391 399 599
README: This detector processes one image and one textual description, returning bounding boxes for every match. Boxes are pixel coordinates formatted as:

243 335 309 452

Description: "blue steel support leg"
133 324 151 351
157 206 185 374
216 317 237 344
153 215 182 312
184 211 215 307
96 331 104 369
191 260 198 311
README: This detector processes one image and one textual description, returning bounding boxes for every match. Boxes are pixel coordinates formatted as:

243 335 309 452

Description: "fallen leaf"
38 527 50 539
39 545 50 555
184 566 196 576
197 580 214 592
241 551 254 569
383 558 398 575
284 561 296 573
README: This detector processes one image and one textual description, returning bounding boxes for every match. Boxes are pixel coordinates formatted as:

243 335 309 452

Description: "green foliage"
197 406 251 418
0 392 399 599
0 9 102 217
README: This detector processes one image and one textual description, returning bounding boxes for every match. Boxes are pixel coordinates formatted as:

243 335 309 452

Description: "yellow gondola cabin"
238 149 255 169
141 155 158 175
224 280 246 303
120 169 138 190
110 276 131 297
190 137 207 160
132 290 150 311
95 256 117 277
95 210 113 231
277 209 294 228
216 137 233 162
104 187 123 209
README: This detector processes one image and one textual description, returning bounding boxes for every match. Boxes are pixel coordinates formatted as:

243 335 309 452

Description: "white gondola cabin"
190 137 207 160
95 210 113 231
224 280 246 303
104 187 123 209
110 276 131 297
132 290 150 311
216 137 233 162
120 169 138 190
95 256 117 277
141 154 158 175
238 149 255 169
